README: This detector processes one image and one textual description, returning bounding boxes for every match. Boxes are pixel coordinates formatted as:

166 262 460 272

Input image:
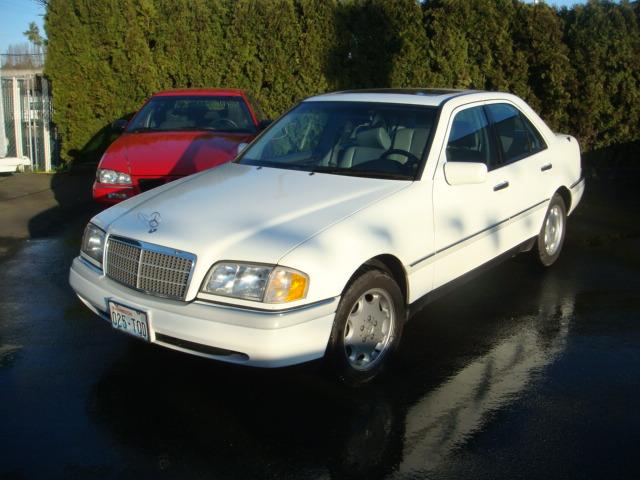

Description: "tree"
42 0 640 162
23 22 45 47
424 0 530 97
2 43 43 69
152 0 230 89
333 0 401 88
295 0 340 95
222 0 306 117
422 2 473 88
562 0 640 150
382 0 430 88
513 1 574 131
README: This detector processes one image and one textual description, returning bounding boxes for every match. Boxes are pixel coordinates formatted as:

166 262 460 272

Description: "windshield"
237 101 437 180
127 95 256 134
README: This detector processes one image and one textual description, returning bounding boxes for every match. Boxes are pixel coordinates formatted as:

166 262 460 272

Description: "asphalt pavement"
0 168 639 479
0 172 93 259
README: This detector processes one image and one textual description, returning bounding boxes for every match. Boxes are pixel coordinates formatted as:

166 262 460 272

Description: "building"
1 62 56 172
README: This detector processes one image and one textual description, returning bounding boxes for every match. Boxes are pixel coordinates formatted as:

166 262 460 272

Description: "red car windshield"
127 96 256 134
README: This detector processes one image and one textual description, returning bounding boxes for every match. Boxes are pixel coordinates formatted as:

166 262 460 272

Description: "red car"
93 88 268 204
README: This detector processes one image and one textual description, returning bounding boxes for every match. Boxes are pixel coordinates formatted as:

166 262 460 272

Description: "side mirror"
444 162 488 186
111 118 128 131
258 119 272 130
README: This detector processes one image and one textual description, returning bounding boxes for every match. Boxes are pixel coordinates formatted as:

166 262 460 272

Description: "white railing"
0 69 54 172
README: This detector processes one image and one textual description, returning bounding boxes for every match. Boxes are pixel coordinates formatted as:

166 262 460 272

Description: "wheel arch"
342 254 409 307
555 186 571 212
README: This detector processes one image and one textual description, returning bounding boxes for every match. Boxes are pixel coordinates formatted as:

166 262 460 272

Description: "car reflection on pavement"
399 293 574 474
85 268 576 479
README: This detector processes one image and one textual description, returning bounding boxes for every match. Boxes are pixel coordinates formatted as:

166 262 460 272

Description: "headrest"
370 113 386 128
393 128 413 149
356 127 391 150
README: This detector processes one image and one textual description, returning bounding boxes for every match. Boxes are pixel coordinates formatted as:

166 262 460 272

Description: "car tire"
534 193 567 267
325 268 405 386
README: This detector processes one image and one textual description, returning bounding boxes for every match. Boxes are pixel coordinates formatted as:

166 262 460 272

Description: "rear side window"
486 103 546 166
446 106 493 166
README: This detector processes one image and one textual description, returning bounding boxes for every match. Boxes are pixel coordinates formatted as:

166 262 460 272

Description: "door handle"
541 163 553 172
493 181 509 192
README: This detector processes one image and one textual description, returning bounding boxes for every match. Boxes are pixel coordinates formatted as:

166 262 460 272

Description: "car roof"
305 88 489 107
153 88 247 97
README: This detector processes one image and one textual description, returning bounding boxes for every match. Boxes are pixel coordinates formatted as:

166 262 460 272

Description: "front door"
431 104 521 289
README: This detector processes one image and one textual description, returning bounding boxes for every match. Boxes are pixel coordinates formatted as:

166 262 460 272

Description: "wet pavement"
1 175 639 479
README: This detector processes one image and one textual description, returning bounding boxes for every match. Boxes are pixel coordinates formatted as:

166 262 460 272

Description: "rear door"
484 102 551 241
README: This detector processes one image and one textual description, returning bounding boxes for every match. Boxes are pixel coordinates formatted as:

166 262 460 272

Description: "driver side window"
446 107 493 166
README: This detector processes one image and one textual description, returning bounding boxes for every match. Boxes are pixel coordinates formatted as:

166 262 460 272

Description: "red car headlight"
97 169 132 185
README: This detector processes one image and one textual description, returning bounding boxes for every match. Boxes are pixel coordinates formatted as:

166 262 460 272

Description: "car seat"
338 126 391 168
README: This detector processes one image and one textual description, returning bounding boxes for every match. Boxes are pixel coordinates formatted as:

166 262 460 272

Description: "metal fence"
0 68 57 171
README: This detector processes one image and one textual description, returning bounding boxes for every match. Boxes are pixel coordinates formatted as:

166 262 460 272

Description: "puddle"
0 344 22 367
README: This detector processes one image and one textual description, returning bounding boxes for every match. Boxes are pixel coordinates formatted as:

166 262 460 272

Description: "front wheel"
326 269 405 386
534 193 567 267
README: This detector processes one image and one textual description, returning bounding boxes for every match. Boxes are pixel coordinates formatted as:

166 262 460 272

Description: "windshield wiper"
310 166 413 180
127 127 161 133
199 127 253 133
238 159 311 171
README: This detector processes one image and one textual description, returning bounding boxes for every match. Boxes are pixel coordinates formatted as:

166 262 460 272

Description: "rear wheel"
534 193 567 267
326 269 405 386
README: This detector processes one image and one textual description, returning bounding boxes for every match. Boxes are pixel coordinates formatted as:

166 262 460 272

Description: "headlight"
200 262 309 303
81 223 106 266
97 169 132 185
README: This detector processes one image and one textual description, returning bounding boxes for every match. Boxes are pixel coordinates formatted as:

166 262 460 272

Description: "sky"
0 0 588 56
0 0 45 54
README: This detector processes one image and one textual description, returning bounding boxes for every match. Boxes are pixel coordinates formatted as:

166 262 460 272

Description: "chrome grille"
105 236 195 300
106 239 140 288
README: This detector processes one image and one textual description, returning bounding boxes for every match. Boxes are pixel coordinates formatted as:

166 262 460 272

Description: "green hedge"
44 0 640 162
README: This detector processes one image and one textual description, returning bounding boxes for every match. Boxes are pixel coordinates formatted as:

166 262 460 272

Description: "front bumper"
69 257 338 367
93 176 183 205
92 182 136 205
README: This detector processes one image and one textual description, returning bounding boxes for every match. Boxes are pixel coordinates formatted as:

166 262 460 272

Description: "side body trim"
407 237 536 318
409 198 549 269
193 296 339 316
570 177 584 189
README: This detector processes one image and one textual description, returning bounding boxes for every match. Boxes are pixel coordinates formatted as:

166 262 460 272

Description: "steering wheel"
379 148 421 165
212 118 238 129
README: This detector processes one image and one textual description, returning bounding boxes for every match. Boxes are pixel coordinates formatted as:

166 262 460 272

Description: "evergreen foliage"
382 0 431 88
44 0 640 162
513 1 574 131
222 0 305 118
562 0 640 150
423 0 530 97
152 0 229 90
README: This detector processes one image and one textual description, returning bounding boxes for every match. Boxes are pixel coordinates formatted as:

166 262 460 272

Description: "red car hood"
104 131 255 176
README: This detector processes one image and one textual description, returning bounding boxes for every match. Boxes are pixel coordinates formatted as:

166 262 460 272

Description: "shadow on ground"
26 171 97 240
22 116 135 243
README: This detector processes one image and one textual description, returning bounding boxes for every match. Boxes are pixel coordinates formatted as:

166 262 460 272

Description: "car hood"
104 131 255 176
98 162 410 268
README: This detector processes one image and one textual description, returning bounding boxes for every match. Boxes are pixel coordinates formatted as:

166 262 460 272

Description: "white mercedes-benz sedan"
69 89 584 384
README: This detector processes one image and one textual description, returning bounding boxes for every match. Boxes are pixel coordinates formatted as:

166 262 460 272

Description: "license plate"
109 301 150 342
